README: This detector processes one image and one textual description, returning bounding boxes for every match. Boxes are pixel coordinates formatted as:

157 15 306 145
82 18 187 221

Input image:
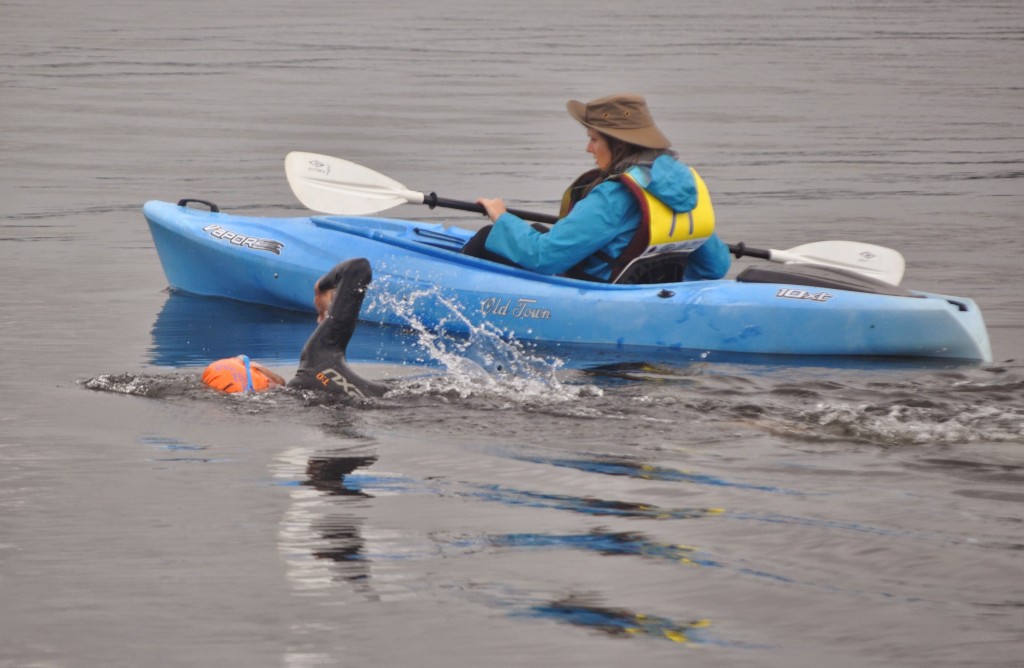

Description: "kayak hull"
143 200 992 363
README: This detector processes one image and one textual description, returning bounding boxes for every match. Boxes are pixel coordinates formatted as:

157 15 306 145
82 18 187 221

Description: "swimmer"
201 258 388 399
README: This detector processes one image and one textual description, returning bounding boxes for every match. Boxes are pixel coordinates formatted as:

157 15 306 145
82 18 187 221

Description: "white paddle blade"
285 152 425 215
772 241 905 285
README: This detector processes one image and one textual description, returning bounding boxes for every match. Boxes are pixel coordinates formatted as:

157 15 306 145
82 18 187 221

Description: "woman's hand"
477 197 507 222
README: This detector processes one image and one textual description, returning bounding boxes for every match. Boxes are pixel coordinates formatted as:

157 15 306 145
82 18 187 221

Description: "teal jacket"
484 155 731 281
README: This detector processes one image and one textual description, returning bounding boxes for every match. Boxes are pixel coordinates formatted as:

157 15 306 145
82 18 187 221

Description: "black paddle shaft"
422 192 559 225
727 242 771 260
420 192 772 261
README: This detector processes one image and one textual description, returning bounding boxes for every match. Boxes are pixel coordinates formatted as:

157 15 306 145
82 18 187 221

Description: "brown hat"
566 93 671 149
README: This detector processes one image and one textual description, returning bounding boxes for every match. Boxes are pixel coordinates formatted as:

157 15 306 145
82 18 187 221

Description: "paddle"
285 152 905 285
726 240 905 285
285 151 557 224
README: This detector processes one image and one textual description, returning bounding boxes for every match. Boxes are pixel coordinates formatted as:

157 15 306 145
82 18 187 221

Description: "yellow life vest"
615 165 715 255
558 164 716 282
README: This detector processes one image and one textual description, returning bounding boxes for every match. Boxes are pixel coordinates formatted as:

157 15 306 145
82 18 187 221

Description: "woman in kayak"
462 93 731 283
201 258 388 399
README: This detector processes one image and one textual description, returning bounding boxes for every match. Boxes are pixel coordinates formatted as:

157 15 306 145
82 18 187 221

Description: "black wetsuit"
288 258 389 398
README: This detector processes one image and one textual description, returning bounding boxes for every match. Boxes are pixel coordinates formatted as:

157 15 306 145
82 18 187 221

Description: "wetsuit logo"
316 368 366 398
202 224 284 255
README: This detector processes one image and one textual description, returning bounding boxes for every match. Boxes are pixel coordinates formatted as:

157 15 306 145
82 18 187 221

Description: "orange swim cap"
201 356 276 393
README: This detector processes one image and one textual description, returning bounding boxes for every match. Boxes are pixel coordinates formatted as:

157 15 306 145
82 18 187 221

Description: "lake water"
2 1 1023 666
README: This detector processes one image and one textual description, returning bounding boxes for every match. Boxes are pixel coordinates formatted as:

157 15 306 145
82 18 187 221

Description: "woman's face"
586 129 612 171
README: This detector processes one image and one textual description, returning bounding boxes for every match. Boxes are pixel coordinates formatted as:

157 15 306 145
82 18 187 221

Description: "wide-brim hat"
566 93 671 149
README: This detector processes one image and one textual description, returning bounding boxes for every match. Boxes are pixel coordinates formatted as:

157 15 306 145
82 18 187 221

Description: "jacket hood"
645 154 698 212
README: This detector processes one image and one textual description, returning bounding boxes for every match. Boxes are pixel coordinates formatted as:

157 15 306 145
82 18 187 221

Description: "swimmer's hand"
314 283 335 323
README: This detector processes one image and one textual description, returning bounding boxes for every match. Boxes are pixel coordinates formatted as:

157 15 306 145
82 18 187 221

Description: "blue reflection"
148 291 434 368
519 598 712 644
469 484 721 519
505 453 805 495
339 474 720 520
486 530 719 566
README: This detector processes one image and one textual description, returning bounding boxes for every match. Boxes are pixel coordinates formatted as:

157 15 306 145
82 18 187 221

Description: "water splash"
82 372 191 398
772 370 1024 446
662 366 1024 447
803 400 1023 445
367 277 601 403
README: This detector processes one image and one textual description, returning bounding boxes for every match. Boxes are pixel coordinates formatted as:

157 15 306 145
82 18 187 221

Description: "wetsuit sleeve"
315 261 349 293
288 259 388 398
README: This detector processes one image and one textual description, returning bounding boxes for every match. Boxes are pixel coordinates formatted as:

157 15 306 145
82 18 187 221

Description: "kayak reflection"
148 291 434 368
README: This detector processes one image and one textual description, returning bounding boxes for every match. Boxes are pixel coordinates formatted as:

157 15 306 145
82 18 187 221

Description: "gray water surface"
2 1 1023 666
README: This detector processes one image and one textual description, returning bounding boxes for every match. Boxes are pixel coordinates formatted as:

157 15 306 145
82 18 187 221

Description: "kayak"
143 199 992 363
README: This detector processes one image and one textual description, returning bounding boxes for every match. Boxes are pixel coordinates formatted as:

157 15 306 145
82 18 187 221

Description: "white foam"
367 281 602 404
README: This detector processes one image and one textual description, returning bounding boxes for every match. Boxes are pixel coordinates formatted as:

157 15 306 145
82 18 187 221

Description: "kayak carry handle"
177 198 221 213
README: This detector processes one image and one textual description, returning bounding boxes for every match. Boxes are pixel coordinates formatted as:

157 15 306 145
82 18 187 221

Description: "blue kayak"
143 199 992 363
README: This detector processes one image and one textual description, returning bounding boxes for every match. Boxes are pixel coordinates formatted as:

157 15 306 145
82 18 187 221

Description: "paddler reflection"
201 258 389 399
